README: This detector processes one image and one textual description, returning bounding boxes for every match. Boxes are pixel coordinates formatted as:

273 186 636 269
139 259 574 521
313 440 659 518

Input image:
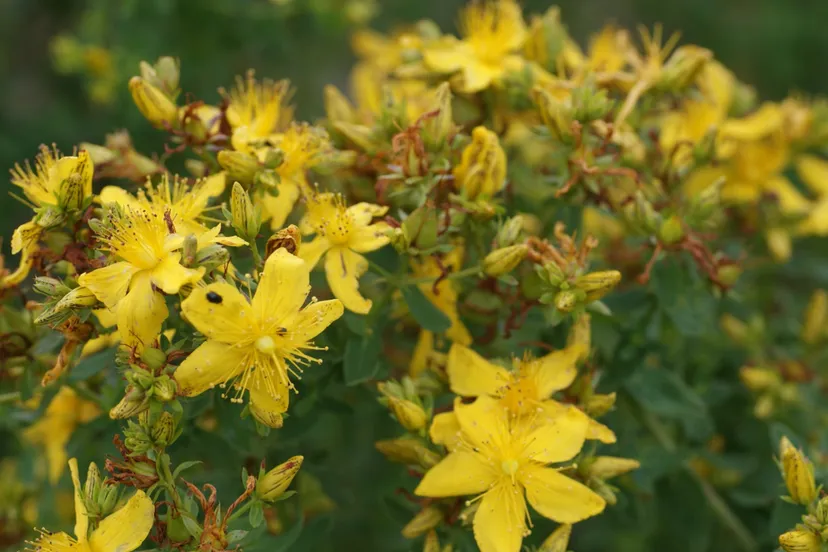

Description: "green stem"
637 403 758 552
250 241 263 270
227 499 254 524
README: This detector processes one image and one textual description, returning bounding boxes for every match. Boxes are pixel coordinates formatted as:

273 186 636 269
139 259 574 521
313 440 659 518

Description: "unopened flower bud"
588 456 641 479
109 391 149 419
84 462 102 504
688 179 723 221
55 151 94 212
716 264 742 287
36 207 66 229
151 376 177 402
532 86 574 142
324 85 357 125
424 530 441 552
658 215 685 245
495 216 525 248
659 45 712 92
53 286 99 312
97 483 119 516
585 392 616 418
402 506 443 539
217 150 260 187
387 397 428 432
403 207 439 250
79 142 118 165
483 244 528 277
33 277 69 297
195 244 230 271
129 76 178 128
422 82 453 150
231 182 261 242
554 290 578 313
453 126 507 199
265 225 301 260
720 314 750 344
779 529 821 552
141 347 167 370
539 523 572 552
817 496 828 525
249 401 284 429
524 7 567 70
802 290 827 345
263 149 284 170
334 121 380 152
739 366 779 392
257 456 303 501
575 270 622 302
780 436 817 505
151 411 176 446
154 56 180 93
375 438 440 468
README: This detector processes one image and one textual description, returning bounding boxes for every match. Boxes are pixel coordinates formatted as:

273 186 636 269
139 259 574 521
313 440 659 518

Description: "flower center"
501 459 519 477
499 374 539 415
255 335 277 354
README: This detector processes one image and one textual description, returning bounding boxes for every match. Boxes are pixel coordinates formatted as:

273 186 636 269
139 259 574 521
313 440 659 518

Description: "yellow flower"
780 436 817 505
454 126 507 199
795 154 828 235
78 206 205 349
174 249 343 426
351 28 424 72
299 193 390 314
422 0 527 93
443 343 616 444
415 397 605 552
225 72 293 152
562 24 631 78
11 145 93 211
26 458 153 552
2 221 43 288
256 123 336 229
23 387 99 483
98 173 245 248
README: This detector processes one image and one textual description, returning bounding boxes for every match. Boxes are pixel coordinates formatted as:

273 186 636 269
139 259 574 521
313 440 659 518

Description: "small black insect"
206 291 223 304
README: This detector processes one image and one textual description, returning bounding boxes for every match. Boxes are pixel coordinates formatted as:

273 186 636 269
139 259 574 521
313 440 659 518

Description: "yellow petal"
518 405 588 463
800 200 828 235
150 254 204 294
454 396 510 453
68 458 89 541
181 282 255 343
473 483 526 552
324 247 372 314
78 262 140 308
429 411 461 451
260 179 301 230
410 330 434 378
525 345 582 398
30 531 78 551
247 377 290 427
98 185 141 209
116 272 169 349
720 103 783 141
46 439 69 484
447 344 509 397
284 299 344 343
522 465 606 523
11 220 42 255
423 41 467 73
414 451 496 497
796 154 828 196
299 236 331 269
349 221 391 253
253 248 310 331
682 165 727 198
460 60 503 94
89 490 154 552
587 418 617 444
347 202 389 226
766 176 811 215
175 340 247 397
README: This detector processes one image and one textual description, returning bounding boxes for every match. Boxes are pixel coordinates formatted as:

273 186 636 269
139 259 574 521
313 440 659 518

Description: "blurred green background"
2 0 828 242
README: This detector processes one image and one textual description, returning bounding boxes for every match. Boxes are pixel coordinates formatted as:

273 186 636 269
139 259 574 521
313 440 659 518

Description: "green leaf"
172 460 202 480
343 333 381 386
400 286 451 333
269 516 304 552
625 369 707 421
248 501 264 528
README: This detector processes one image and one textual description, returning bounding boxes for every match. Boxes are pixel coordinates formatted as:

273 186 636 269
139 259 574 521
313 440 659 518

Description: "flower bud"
53 286 99 312
231 182 261 242
532 86 574 142
129 76 178 128
588 456 641 479
483 244 528 277
403 207 439 250
181 234 199 267
688 179 723 222
55 151 94 212
375 438 440 468
81 143 117 165
334 121 380 152
324 85 357 125
151 411 176 446
658 45 712 92
585 392 616 418
424 530 441 552
453 126 507 199
402 506 443 539
195 244 230 271
151 376 177 402
720 314 750 345
154 56 180 93
554 290 578 313
265 225 301 260
387 397 428 432
524 7 567 70
141 347 167 370
658 215 685 245
739 366 780 392
716 264 742 287
539 523 572 552
575 270 622 302
779 529 821 552
817 496 828 525
422 82 453 150
257 456 303 501
780 436 817 505
33 277 69 297
109 392 149 419
495 216 525 248
84 462 102 504
36 206 66 229
217 150 260 187
802 290 827 345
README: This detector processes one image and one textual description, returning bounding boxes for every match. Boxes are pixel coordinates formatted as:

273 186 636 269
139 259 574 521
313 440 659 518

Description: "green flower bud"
422 82 453 150
554 289 578 313
375 438 440 469
532 86 574 142
141 347 167 370
231 182 261 242
84 462 102 504
482 244 528 277
658 215 685 245
585 392 616 418
33 277 69 297
539 523 572 552
495 215 525 248
109 391 149 420
575 270 621 302
151 376 177 402
401 506 443 539
217 150 260 187
195 244 230 271
53 286 99 313
129 76 178 128
151 411 176 446
257 456 303 501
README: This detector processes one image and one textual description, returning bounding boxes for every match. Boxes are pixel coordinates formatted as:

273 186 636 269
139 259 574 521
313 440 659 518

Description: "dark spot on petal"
206 291 223 304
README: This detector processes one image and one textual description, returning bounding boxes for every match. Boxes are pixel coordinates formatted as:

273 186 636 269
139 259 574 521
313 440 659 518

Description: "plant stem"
227 500 253 523
250 241 263 270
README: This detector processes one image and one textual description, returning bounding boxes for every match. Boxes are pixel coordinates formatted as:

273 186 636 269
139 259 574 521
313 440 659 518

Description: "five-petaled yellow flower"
27 458 153 552
78 206 204 349
23 387 99 483
300 193 390 314
174 248 344 427
416 396 605 552
442 343 616 444
10 145 93 211
423 0 527 93
226 72 293 153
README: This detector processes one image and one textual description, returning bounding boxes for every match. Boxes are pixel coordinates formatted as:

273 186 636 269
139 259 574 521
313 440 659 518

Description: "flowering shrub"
3 2 828 552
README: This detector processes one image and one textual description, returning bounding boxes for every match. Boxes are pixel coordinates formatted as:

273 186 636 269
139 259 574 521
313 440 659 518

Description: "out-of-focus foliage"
2 2 828 552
